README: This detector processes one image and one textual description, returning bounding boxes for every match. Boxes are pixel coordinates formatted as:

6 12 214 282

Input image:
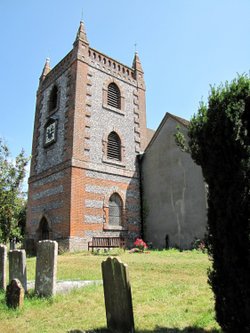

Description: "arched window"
39 217 50 240
107 83 121 109
109 193 123 226
49 85 58 112
107 132 121 161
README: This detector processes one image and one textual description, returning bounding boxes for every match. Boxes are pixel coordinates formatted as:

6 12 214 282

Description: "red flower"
134 238 148 251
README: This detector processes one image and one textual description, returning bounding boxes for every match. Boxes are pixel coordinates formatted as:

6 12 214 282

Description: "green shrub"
177 74 250 332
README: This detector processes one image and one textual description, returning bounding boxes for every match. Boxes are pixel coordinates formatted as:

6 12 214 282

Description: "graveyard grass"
0 249 221 333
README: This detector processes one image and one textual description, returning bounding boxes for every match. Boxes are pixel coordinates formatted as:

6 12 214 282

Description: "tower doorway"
38 217 50 240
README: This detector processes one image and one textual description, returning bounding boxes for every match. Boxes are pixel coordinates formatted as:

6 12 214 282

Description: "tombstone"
10 238 17 250
35 240 58 297
101 257 135 333
25 238 35 256
0 244 7 290
6 278 24 309
9 249 27 292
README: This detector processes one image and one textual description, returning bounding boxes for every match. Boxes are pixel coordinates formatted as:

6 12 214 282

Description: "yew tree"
176 75 250 332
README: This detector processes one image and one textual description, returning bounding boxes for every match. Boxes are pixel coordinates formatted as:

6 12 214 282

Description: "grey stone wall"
32 185 63 201
32 171 64 187
141 115 207 249
66 237 88 252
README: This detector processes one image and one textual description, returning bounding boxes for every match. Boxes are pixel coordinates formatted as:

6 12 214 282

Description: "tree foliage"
0 139 29 243
176 74 250 332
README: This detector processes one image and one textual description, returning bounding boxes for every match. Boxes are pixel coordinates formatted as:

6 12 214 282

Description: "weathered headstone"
0 244 7 290
35 240 58 297
9 249 27 292
101 257 135 333
6 278 24 309
10 238 17 250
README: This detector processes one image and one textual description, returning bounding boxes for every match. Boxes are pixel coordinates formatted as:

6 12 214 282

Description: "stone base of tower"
59 237 88 252
24 236 86 254
63 235 138 252
24 231 140 255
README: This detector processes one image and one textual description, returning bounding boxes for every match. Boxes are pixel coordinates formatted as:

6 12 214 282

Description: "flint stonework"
9 249 27 292
102 257 135 333
35 240 58 297
6 278 24 309
0 244 7 289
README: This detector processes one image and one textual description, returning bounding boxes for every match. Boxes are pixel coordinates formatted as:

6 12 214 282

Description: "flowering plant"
192 237 206 253
134 238 148 252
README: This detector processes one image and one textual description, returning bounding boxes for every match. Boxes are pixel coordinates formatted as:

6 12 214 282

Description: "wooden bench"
88 237 125 252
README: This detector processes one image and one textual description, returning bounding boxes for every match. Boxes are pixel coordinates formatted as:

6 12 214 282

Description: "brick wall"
26 22 147 252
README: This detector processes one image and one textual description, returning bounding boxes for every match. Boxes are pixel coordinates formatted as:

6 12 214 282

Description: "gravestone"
35 240 58 297
10 238 17 250
0 244 7 289
6 278 24 309
101 257 135 333
9 249 27 292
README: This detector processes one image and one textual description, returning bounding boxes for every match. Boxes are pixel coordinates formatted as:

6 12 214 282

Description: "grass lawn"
0 249 221 333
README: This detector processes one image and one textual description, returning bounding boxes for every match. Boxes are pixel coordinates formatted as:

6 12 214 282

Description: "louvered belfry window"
107 83 121 109
107 132 121 161
109 193 122 226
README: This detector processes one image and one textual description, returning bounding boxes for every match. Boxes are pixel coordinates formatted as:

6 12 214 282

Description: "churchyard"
0 246 221 333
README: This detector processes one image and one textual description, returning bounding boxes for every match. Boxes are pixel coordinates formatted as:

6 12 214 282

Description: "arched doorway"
38 217 50 240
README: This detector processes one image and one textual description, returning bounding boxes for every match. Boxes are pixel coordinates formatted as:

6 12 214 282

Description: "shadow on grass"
68 327 221 333
135 328 221 333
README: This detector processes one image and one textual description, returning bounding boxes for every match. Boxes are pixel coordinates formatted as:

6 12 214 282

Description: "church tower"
26 21 147 251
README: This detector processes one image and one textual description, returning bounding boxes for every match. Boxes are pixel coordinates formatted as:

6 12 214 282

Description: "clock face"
45 121 56 145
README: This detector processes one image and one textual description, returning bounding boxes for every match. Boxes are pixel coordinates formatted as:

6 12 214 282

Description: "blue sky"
1 0 250 158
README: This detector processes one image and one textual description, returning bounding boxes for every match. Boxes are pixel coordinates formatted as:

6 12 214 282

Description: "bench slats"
88 237 125 251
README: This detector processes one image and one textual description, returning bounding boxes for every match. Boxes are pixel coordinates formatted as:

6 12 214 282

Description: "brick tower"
26 21 147 251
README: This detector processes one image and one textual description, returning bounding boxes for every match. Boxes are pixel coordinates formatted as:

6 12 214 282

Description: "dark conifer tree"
176 75 250 332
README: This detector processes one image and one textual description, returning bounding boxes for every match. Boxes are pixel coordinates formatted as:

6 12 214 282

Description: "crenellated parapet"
39 47 145 93
38 20 145 92
88 48 140 87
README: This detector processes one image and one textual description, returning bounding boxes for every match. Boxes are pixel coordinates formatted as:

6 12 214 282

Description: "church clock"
44 120 57 146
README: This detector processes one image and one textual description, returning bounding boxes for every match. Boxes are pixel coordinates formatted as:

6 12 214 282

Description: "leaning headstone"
101 257 135 333
9 249 27 292
6 278 24 309
0 244 7 289
35 240 58 297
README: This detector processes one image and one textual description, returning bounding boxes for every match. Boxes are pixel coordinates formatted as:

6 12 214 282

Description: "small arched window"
107 132 121 161
107 83 121 109
109 193 123 226
49 85 58 112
